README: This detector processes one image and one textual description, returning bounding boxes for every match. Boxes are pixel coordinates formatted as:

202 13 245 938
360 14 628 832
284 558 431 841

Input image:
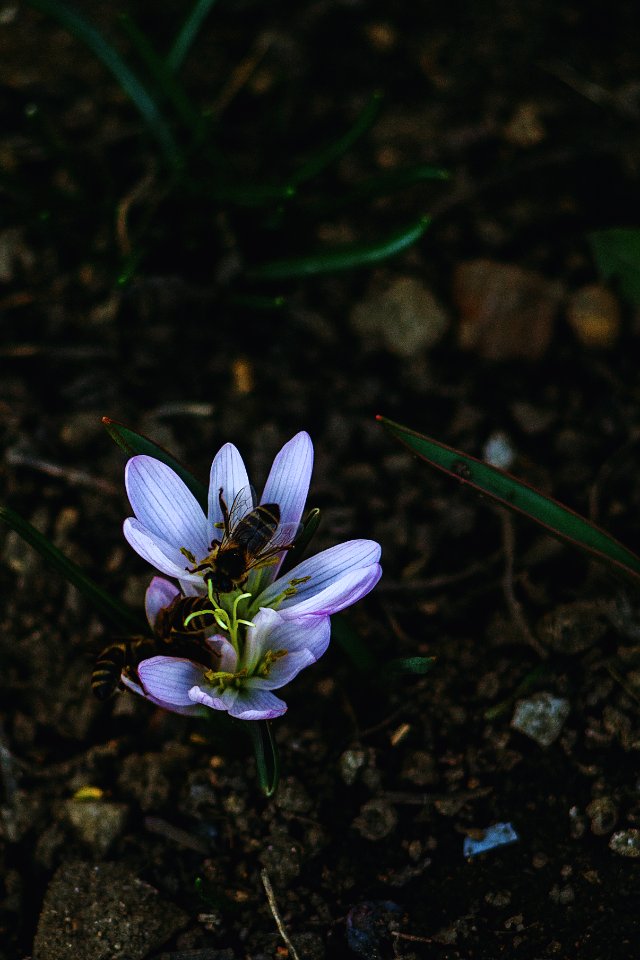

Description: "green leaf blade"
0 505 144 633
102 418 208 510
246 215 430 281
377 415 640 585
589 227 640 305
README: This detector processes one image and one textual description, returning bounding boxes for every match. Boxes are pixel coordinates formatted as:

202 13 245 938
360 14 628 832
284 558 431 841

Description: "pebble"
511 692 570 747
63 798 129 855
33 861 187 960
566 283 621 348
352 799 398 841
586 796 618 836
609 829 640 857
453 259 562 360
350 276 449 356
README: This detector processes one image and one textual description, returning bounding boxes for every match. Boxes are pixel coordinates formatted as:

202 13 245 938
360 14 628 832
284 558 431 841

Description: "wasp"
186 486 299 594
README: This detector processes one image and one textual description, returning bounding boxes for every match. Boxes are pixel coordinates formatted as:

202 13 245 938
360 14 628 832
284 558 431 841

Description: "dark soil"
3 2 640 958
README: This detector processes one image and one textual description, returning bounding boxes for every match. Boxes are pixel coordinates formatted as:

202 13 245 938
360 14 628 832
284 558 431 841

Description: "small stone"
352 799 398 841
511 693 570 747
63 799 128 854
503 102 546 147
586 797 618 836
609 829 640 857
566 284 621 348
274 776 313 814
339 748 367 786
33 861 187 960
536 601 609 654
483 431 515 470
453 259 562 360
350 276 449 356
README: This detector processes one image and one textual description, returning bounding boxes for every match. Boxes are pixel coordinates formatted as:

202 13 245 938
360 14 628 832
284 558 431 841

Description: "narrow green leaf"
377 415 640 585
387 656 436 676
245 720 280 796
0 505 144 633
589 227 640 305
102 417 208 511
246 215 430 280
225 293 287 310
340 162 450 204
207 181 296 207
290 91 383 187
118 13 203 136
27 0 180 166
167 0 219 73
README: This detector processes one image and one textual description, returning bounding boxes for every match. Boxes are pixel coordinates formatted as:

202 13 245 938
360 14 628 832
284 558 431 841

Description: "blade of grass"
290 92 383 187
386 656 436 676
246 215 430 280
28 0 180 166
339 162 450 204
244 720 280 796
168 0 219 73
0 505 144 633
102 417 208 511
377 415 640 585
118 13 203 137
331 614 375 671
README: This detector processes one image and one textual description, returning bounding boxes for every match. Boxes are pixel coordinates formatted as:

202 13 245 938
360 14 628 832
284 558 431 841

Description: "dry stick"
0 721 19 843
498 508 547 659
260 868 302 960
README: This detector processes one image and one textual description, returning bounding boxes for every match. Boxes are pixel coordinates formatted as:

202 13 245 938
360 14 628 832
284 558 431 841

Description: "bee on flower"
119 432 381 720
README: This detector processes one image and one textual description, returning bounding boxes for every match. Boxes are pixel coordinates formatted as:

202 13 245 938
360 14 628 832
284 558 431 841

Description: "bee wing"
262 520 301 554
218 484 256 536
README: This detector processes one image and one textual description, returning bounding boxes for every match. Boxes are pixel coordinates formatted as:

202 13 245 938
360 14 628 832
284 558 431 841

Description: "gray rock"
511 692 570 747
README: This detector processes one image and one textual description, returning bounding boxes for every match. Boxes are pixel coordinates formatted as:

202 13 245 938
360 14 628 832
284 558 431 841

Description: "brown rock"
566 283 621 348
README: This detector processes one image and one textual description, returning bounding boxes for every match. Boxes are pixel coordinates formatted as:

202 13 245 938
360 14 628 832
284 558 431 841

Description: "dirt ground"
3 1 640 958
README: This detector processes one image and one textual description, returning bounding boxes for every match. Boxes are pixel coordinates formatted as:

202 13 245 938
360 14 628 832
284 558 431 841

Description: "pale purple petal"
207 443 251 538
249 649 317 689
261 431 313 530
245 608 330 666
121 670 206 716
187 685 228 712
124 518 204 585
222 685 288 720
258 540 381 611
145 577 180 631
125 457 209 557
206 635 238 673
138 656 208 706
279 564 382 618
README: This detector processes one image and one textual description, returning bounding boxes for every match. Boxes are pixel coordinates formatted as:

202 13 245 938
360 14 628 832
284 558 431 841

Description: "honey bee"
92 598 218 702
187 486 299 594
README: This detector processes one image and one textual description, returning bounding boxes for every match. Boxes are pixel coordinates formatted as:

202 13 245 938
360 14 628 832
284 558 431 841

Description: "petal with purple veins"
138 656 208 707
145 577 180 631
207 443 251 538
124 518 204 584
125 457 209 556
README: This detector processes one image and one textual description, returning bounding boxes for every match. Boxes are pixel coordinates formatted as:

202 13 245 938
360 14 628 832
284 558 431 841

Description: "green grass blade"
102 417 208 510
28 0 180 166
331 614 375 671
0 505 144 633
207 182 296 206
290 91 383 187
118 13 203 136
246 215 430 280
168 0 219 72
377 415 640 585
341 162 450 204
245 720 280 796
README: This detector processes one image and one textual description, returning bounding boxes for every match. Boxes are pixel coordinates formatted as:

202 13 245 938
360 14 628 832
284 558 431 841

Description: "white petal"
261 431 313 530
188 685 228 712
207 443 251 538
250 648 317 689
125 456 209 557
258 540 381 610
124 518 204 584
279 564 381 618
123 665 207 716
225 686 288 720
138 656 207 706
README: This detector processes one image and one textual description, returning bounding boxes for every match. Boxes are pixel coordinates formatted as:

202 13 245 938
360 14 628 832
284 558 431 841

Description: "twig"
5 448 119 495
260 868 302 960
0 721 19 842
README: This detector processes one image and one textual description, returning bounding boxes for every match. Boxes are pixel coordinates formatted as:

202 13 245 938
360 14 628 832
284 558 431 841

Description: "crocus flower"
123 577 332 719
120 433 381 720
122 432 381 621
